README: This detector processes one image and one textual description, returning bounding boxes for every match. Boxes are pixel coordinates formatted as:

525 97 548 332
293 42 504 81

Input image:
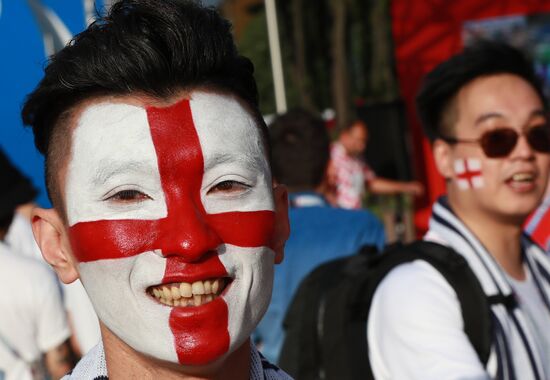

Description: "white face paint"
65 91 276 366
454 158 484 190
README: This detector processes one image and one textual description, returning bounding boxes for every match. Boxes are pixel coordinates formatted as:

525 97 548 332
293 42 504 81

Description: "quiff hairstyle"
416 40 547 142
21 0 265 211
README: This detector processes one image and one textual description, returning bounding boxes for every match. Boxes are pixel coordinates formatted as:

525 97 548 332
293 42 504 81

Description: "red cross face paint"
454 158 484 190
64 92 276 366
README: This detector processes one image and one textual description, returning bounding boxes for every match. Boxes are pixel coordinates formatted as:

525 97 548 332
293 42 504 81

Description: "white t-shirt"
4 213 42 260
0 243 71 380
367 259 549 380
5 212 100 355
507 267 550 377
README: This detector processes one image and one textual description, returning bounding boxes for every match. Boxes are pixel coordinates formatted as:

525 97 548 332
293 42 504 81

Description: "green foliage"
235 0 400 116
236 8 301 115
237 10 276 114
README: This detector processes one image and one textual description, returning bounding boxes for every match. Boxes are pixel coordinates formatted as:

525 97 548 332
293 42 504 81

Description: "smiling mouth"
506 172 536 189
509 172 534 183
148 278 229 307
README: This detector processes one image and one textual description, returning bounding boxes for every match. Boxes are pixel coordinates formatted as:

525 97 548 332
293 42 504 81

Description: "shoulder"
367 258 465 354
298 206 381 226
367 260 485 379
326 208 385 238
330 142 345 157
369 260 459 321
0 244 56 283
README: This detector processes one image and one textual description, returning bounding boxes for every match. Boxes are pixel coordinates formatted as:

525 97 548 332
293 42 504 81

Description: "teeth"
149 278 227 307
204 280 212 295
212 279 220 294
192 281 205 295
512 173 534 182
172 286 181 300
194 295 202 306
180 283 192 297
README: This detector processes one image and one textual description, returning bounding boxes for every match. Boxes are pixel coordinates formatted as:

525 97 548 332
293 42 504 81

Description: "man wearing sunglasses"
367 41 550 379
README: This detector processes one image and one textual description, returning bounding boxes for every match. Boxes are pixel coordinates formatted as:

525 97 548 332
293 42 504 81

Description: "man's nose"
160 203 222 262
511 133 535 160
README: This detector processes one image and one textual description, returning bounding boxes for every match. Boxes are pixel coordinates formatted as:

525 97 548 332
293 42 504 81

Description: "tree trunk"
330 0 350 132
290 0 315 110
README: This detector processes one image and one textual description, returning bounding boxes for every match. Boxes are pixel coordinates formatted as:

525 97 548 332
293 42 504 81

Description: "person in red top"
328 120 424 209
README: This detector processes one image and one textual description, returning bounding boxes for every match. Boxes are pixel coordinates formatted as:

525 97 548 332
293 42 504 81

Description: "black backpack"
278 240 493 380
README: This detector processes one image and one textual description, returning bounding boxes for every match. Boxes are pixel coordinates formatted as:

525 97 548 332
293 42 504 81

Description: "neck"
101 323 251 380
448 196 526 280
337 138 352 156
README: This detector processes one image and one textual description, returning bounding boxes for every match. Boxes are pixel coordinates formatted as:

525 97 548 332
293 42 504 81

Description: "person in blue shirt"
255 109 386 363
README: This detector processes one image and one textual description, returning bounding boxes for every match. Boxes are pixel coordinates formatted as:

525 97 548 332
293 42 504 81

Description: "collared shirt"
330 142 376 209
63 341 292 379
256 192 385 363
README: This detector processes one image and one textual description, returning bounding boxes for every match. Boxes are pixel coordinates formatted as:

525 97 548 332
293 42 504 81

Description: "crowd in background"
2 3 550 378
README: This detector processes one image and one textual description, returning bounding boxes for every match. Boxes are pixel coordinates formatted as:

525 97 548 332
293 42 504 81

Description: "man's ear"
32 208 79 284
271 184 290 264
433 139 455 179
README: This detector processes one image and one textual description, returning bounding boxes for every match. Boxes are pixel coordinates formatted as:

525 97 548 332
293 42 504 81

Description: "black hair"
416 40 547 142
269 108 329 189
21 0 264 205
0 148 38 223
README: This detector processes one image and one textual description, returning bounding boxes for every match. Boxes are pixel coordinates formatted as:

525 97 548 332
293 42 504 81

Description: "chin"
497 204 537 225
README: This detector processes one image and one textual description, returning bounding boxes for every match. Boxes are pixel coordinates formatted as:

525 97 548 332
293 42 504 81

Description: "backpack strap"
279 254 363 379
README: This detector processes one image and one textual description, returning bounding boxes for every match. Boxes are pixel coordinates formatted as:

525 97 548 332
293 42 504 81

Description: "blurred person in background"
0 149 75 380
256 108 386 363
368 42 550 379
0 148 100 357
1 149 41 261
329 119 424 209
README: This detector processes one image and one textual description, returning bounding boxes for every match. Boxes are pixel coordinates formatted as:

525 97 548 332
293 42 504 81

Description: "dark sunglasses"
440 125 550 158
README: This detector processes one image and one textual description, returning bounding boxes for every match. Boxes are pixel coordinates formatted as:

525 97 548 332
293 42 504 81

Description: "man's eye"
107 190 151 203
208 180 250 194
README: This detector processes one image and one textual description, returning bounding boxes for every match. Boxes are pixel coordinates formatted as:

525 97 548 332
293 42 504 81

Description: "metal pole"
265 0 287 113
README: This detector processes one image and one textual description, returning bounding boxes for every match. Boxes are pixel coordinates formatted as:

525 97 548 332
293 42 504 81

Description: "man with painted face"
367 42 550 379
21 1 291 379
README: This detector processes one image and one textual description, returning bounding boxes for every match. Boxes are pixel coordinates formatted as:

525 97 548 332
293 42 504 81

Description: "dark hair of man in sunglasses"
416 41 548 143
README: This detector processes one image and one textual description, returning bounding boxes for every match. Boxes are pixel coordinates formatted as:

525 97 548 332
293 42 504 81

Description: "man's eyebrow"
530 109 547 119
475 109 547 126
474 113 504 125
204 152 263 172
92 161 152 185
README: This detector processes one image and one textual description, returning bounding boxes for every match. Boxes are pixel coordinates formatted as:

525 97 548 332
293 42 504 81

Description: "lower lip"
506 180 536 193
